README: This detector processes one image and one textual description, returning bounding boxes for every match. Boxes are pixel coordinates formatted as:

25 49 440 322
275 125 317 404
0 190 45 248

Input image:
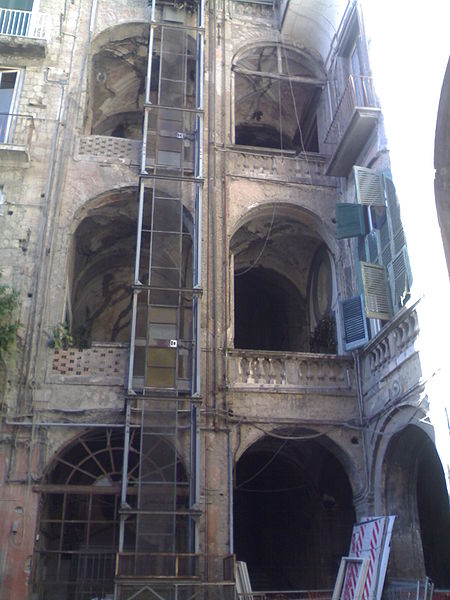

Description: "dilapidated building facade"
0 0 449 599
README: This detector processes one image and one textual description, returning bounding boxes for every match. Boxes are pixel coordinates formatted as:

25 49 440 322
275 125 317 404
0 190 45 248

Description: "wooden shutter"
342 295 369 350
389 247 411 312
354 166 385 205
360 261 392 320
384 176 412 311
335 203 366 239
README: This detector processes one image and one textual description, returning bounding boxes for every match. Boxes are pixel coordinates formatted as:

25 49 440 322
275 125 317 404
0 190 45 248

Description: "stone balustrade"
226 147 330 183
362 302 419 375
48 343 128 385
226 349 355 394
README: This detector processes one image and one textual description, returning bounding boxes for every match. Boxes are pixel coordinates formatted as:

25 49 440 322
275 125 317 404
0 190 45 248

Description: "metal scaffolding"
114 0 204 597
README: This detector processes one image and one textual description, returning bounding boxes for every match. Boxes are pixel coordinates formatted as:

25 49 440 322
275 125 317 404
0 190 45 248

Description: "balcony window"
0 68 19 143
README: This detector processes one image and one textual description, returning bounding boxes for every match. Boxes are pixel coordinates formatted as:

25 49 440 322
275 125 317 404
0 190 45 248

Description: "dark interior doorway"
234 435 355 591
234 267 305 351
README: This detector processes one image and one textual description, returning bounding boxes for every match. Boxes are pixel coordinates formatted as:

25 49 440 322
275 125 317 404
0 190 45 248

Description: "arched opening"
89 22 198 159
69 187 193 347
234 434 355 591
231 207 335 353
233 44 325 152
33 428 188 600
384 425 450 587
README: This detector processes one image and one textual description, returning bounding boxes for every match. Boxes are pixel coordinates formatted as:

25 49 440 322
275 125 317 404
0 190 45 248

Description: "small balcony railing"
0 8 48 38
0 113 34 147
324 75 379 150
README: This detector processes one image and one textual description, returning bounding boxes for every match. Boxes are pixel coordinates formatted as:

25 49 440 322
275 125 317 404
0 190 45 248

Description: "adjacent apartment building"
0 0 449 598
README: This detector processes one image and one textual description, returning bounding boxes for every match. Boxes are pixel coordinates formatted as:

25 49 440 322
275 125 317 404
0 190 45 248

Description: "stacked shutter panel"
393 228 406 254
390 248 410 311
361 261 392 320
335 203 366 239
342 295 369 350
354 166 385 205
380 220 392 266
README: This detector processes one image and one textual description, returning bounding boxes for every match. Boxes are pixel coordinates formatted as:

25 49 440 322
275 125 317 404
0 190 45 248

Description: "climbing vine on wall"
0 273 20 360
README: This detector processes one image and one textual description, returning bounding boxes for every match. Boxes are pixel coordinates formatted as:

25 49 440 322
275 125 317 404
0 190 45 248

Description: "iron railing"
323 75 378 149
0 8 47 38
0 113 34 147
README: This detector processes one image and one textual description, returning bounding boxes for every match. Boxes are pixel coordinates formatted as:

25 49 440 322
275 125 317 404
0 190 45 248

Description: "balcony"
226 350 357 422
323 75 381 176
0 113 34 162
0 8 48 56
226 146 336 187
75 134 141 166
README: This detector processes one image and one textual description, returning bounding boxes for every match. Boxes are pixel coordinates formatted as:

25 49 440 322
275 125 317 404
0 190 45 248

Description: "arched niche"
230 204 336 352
68 186 193 345
232 43 325 152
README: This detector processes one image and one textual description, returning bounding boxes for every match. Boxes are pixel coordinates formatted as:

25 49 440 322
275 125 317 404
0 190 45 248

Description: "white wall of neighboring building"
361 0 450 487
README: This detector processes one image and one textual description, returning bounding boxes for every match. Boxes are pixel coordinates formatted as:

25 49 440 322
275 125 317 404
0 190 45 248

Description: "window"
336 167 412 350
0 68 20 143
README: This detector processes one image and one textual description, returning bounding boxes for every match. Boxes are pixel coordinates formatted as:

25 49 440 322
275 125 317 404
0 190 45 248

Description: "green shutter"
361 261 392 320
342 295 369 350
354 166 385 205
380 220 392 266
388 247 411 312
335 203 366 239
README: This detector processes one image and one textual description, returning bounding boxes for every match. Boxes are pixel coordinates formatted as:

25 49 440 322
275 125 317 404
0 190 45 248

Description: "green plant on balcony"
309 313 336 354
49 322 74 351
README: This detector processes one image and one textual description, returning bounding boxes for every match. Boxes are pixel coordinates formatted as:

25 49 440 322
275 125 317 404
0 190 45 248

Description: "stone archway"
230 206 336 353
233 432 355 590
33 428 188 600
383 425 450 587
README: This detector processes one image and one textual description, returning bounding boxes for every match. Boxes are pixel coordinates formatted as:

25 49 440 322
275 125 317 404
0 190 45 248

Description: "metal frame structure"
115 0 205 597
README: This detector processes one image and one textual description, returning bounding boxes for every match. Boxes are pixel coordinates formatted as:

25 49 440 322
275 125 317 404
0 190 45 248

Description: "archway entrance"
33 428 188 600
234 434 355 591
384 425 450 587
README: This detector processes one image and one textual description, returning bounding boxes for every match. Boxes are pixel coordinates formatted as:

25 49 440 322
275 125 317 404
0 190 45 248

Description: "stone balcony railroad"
226 146 336 187
361 300 420 383
226 349 355 394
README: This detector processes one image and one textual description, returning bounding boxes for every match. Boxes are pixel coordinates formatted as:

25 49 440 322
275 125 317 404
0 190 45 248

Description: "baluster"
280 358 287 385
267 358 275 384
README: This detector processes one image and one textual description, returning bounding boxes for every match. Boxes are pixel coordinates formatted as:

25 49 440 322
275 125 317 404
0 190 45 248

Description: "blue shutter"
335 203 366 239
342 295 369 351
